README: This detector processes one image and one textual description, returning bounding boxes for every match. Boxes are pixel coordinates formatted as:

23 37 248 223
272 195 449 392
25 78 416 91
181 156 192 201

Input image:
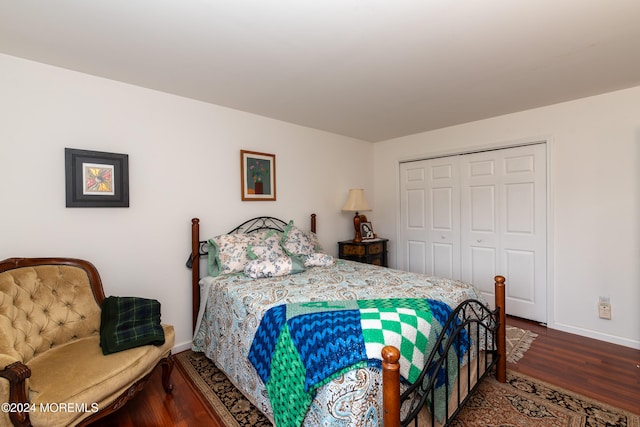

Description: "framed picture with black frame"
65 148 129 207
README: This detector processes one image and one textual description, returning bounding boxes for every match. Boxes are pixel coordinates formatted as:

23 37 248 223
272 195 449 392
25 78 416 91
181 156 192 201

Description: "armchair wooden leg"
160 353 174 394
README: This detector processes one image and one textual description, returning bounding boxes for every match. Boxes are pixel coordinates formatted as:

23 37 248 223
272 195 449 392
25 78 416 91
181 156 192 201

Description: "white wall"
0 53 373 351
3 53 637 352
373 86 640 349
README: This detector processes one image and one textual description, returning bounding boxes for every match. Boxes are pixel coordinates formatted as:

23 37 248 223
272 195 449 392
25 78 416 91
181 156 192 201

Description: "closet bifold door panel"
399 143 547 323
399 156 461 278
460 144 547 322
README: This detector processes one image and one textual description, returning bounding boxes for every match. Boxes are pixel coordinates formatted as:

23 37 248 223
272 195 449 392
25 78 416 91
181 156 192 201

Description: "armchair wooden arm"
0 361 32 427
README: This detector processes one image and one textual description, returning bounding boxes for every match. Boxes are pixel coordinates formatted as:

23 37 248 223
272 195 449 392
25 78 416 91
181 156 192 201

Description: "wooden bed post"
311 213 317 234
191 218 200 332
495 275 507 383
381 345 401 427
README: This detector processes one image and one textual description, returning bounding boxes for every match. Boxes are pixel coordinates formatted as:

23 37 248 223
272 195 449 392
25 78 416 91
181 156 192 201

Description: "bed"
187 214 506 427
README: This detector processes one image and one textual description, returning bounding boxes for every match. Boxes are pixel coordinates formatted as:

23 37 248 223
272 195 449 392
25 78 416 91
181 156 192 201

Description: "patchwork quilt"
193 260 488 426
248 298 470 427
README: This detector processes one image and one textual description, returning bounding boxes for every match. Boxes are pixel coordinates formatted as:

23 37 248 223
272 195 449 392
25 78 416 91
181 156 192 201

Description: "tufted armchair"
0 258 174 427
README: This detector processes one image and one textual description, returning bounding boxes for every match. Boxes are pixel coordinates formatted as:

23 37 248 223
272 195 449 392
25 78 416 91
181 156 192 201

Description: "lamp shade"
342 189 371 212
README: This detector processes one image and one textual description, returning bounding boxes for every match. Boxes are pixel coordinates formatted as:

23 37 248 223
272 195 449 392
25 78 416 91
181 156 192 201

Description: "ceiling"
1 1 640 142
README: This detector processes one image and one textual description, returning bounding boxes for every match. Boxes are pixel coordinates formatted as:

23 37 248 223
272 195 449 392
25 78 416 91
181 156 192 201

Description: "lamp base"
352 212 362 243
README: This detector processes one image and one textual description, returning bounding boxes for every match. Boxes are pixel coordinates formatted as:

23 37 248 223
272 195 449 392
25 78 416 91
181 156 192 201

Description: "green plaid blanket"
100 296 165 355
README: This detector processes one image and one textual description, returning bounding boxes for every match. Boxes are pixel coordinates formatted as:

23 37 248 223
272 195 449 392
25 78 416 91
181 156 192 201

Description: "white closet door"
427 157 461 279
398 143 547 323
398 161 428 273
399 157 460 277
460 144 547 322
399 161 429 273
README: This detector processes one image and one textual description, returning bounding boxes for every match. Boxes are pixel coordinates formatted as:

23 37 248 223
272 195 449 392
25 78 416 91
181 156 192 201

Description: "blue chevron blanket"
248 298 470 427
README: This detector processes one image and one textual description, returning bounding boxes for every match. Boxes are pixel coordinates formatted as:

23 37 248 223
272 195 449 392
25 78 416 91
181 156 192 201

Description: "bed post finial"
494 275 507 383
311 213 317 233
381 345 401 427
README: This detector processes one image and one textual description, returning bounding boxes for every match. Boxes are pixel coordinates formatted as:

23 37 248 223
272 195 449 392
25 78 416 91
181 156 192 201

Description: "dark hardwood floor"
506 316 639 415
89 355 223 427
90 317 640 426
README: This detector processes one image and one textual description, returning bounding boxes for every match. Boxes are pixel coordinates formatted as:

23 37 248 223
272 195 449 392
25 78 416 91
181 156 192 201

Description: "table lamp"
342 188 371 243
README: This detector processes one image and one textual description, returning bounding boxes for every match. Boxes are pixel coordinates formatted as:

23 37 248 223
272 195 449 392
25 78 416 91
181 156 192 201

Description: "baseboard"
172 340 193 353
549 321 640 350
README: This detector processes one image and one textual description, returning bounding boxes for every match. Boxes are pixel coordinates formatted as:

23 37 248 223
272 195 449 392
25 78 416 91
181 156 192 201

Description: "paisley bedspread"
193 260 487 426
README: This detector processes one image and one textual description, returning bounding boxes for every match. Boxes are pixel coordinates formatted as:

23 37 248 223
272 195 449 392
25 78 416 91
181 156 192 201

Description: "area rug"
505 324 538 363
176 329 638 427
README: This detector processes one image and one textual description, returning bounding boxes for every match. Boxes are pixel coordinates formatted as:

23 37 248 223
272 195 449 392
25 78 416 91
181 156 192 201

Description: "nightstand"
338 238 388 267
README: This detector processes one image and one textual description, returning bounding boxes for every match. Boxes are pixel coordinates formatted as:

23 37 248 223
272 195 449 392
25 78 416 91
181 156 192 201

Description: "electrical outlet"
598 297 611 320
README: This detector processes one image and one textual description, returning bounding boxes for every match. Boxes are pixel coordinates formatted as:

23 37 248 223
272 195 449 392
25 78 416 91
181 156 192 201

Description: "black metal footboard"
399 298 501 427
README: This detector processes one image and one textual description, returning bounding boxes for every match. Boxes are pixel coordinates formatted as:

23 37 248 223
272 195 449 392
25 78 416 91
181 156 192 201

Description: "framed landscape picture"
65 148 129 207
240 150 276 201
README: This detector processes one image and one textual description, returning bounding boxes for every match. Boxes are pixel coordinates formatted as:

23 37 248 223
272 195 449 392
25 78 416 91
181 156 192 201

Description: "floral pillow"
304 252 335 267
281 220 323 256
306 230 324 253
251 229 280 241
207 233 261 276
247 232 287 262
244 255 306 279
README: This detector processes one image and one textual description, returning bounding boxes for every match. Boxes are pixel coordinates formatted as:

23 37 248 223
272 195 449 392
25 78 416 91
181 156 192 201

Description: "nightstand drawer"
370 256 383 266
342 245 365 256
368 242 383 255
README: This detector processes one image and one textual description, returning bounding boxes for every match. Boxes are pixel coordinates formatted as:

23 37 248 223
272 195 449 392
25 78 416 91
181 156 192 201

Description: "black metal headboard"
185 216 289 268
187 213 315 331
227 216 288 234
